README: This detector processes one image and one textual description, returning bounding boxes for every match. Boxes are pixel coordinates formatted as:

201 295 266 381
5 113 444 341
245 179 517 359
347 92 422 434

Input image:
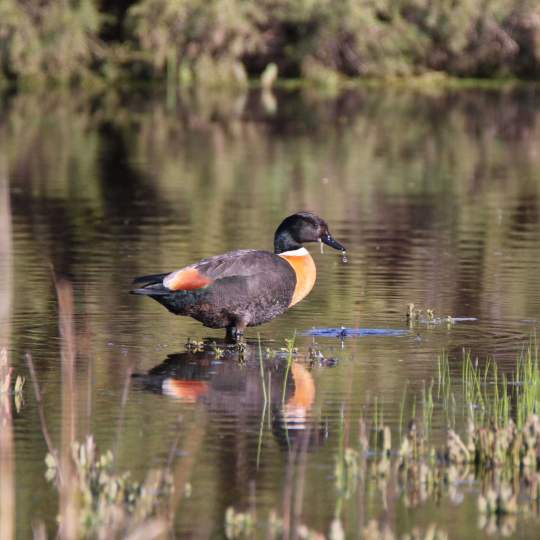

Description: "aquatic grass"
335 408 358 501
462 350 485 412
372 396 385 432
257 334 268 405
454 341 540 430
26 353 58 470
437 352 450 399
437 352 458 429
224 507 255 539
211 342 225 359
515 341 540 427
399 381 409 439
0 349 23 398
422 379 434 436
256 334 268 469
0 349 12 395
346 342 540 525
45 436 172 537
56 278 79 538
223 341 540 538
281 333 296 406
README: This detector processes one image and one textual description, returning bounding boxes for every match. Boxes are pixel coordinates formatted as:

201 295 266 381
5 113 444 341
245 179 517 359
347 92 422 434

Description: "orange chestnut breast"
279 248 317 307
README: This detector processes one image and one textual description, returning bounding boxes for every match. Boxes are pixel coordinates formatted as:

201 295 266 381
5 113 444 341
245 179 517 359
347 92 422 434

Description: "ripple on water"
305 327 409 337
6 89 540 539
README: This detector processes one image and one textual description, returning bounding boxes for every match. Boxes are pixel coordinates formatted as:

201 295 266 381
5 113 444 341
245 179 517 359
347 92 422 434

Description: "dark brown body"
133 249 296 331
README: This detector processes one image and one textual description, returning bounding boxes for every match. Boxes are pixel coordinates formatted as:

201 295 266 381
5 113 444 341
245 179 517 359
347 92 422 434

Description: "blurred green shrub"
0 0 102 85
0 0 539 86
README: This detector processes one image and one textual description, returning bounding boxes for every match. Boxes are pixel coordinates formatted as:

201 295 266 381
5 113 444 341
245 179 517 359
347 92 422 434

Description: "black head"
273 212 346 254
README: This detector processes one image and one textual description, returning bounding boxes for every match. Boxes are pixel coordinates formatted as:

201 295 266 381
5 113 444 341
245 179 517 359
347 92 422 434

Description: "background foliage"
1 1 539 86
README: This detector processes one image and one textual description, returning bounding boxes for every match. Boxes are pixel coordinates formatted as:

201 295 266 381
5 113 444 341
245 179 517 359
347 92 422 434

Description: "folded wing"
163 250 289 291
134 249 293 293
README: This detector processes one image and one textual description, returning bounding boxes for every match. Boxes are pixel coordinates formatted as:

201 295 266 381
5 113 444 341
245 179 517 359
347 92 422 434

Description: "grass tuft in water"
457 343 540 429
222 338 540 538
0 348 24 414
45 436 172 537
0 348 24 397
224 507 255 539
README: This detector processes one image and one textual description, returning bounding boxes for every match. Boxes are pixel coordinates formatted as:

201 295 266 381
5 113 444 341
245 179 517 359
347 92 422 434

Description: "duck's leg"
225 326 239 342
225 319 247 343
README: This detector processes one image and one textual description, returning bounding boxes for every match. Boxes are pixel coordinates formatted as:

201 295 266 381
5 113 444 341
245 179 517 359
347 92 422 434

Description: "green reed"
442 341 540 429
354 343 540 519
515 340 540 428
437 352 450 400
461 350 485 411
398 381 409 439
281 333 296 406
422 379 434 436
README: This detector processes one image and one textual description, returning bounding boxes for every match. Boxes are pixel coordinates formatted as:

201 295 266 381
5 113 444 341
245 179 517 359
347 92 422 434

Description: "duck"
131 212 345 340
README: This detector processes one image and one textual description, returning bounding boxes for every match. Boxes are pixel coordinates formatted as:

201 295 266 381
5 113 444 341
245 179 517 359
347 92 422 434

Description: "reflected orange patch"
166 268 213 291
286 363 315 410
162 379 209 402
279 253 316 306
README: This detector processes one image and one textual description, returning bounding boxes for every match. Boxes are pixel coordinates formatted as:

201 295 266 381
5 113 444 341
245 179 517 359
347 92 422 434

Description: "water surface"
2 86 540 538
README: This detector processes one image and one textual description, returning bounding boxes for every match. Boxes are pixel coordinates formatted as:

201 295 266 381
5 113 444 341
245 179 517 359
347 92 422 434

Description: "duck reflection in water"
133 341 333 450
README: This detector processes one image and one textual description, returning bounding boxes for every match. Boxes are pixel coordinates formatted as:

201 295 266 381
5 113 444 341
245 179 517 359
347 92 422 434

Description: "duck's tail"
131 272 170 296
131 287 171 296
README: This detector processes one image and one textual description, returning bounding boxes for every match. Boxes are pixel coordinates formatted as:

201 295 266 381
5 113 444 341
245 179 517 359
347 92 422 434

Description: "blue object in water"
305 327 409 338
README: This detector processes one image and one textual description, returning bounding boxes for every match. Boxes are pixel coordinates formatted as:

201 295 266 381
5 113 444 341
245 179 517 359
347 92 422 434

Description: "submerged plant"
185 337 205 352
210 341 225 359
406 303 460 328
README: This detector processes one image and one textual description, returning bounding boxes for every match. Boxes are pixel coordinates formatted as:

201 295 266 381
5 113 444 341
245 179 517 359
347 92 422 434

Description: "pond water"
1 85 540 539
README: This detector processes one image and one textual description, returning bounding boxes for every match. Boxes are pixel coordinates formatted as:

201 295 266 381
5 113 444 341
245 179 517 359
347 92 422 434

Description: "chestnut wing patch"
162 379 209 401
164 267 214 291
162 250 296 295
